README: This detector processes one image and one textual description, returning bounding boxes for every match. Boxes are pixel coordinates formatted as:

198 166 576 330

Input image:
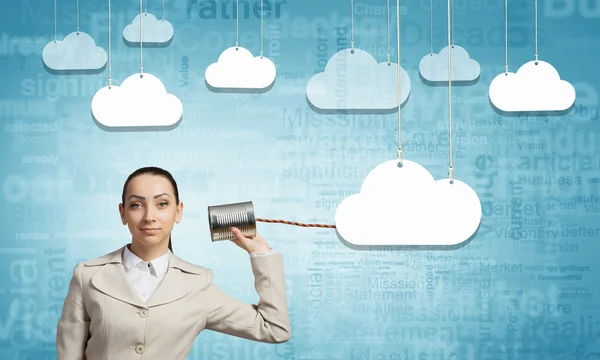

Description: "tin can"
207 201 256 241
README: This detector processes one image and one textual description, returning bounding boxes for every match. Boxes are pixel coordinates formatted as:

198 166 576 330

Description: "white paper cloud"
91 72 183 128
489 60 576 112
306 48 410 110
42 32 107 70
123 13 174 44
334 160 482 246
419 45 480 82
205 46 276 89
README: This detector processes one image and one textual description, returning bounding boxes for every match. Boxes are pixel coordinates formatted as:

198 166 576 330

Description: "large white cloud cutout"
123 13 174 44
306 48 411 110
419 45 480 82
334 160 482 246
42 32 107 71
205 46 276 89
91 73 183 128
489 60 576 112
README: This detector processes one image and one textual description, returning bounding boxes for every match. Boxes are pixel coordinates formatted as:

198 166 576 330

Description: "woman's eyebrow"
128 193 171 200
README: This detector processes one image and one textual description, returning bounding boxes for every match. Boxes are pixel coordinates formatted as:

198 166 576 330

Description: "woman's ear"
118 203 127 225
175 201 184 223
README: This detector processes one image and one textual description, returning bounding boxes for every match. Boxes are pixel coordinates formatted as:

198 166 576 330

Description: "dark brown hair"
121 166 179 253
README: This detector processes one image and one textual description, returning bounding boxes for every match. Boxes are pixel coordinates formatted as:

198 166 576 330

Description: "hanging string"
162 0 165 21
145 0 148 14
429 0 432 54
504 0 508 73
260 0 263 58
76 0 80 33
397 0 403 165
108 0 112 87
447 0 454 182
534 0 538 61
236 0 239 48
351 0 355 50
386 0 391 63
451 0 454 46
54 0 57 41
139 0 144 76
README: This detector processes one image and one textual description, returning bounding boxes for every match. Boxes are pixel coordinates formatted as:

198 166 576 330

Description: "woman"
56 166 291 360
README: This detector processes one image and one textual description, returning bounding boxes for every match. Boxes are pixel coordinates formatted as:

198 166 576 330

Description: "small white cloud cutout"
489 60 576 112
419 45 480 82
91 72 183 127
205 46 276 89
123 13 174 44
306 48 410 110
42 32 107 70
334 160 482 246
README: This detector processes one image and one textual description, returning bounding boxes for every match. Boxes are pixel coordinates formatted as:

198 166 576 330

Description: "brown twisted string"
256 218 336 228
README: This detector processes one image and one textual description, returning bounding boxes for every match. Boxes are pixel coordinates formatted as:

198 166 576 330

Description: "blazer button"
139 309 149 318
135 344 145 354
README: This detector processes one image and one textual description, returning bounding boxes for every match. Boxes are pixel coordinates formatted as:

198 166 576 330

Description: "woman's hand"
230 227 272 254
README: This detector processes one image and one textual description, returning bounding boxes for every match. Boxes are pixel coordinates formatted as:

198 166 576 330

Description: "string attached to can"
255 218 336 228
207 201 335 242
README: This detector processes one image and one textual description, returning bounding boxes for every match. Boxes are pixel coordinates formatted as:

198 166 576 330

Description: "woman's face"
119 174 183 247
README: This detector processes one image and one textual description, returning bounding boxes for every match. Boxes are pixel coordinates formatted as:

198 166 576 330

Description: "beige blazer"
56 245 291 360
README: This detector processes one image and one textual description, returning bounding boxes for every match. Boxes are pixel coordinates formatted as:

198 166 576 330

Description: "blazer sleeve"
56 262 90 360
204 252 291 344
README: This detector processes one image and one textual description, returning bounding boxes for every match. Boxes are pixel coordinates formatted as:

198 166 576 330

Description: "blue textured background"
2 0 600 359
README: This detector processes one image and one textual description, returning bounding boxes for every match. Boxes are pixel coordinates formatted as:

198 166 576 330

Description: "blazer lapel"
85 245 207 309
86 246 147 308
146 251 206 308
92 264 147 308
